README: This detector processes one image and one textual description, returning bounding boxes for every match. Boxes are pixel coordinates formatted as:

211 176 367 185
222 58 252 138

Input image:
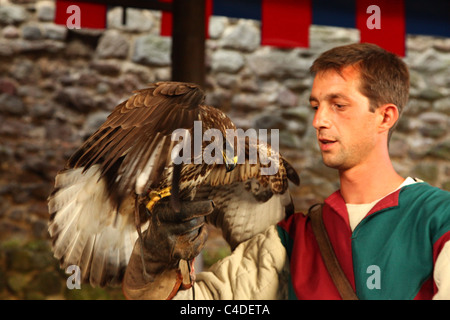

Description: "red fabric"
54 0 106 29
280 187 449 300
278 191 356 300
160 0 212 38
278 189 404 300
261 0 311 48
356 0 405 56
160 0 173 37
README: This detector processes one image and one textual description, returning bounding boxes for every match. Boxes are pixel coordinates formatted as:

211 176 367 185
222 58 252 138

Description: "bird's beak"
223 152 238 173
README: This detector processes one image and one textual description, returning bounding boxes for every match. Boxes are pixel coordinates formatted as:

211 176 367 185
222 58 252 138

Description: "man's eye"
334 104 345 109
311 105 318 111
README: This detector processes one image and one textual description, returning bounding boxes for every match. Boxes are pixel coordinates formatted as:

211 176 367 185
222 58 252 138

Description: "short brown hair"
310 43 410 139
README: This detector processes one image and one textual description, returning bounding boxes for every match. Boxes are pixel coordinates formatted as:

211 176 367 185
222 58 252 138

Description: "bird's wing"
48 82 205 287
48 165 138 287
197 137 300 249
67 81 205 202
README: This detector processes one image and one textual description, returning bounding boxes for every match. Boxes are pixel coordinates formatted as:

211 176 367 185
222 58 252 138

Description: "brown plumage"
47 81 299 287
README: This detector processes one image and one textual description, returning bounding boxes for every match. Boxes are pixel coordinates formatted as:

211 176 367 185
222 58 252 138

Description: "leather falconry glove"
123 199 214 300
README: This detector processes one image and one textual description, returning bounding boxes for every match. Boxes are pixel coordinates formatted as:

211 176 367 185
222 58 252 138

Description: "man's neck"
338 156 404 204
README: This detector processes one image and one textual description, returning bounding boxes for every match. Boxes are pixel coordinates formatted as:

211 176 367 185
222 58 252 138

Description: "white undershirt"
346 176 417 231
345 177 450 299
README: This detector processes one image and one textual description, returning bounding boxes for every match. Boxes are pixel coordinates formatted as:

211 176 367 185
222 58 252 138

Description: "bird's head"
223 138 238 173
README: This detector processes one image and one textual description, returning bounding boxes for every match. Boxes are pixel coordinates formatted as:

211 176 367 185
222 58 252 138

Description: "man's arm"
122 198 290 300
433 240 450 299
173 225 290 300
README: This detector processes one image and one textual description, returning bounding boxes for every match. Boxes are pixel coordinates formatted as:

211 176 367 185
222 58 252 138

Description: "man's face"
309 66 379 171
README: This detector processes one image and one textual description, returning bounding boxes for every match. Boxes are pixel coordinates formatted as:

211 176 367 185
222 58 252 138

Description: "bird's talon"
146 187 172 212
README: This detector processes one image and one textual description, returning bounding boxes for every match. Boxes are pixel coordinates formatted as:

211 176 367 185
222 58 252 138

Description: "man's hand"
141 199 214 275
123 199 214 299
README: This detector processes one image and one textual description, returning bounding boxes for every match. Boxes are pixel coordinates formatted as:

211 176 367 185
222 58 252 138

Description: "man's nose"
312 106 332 130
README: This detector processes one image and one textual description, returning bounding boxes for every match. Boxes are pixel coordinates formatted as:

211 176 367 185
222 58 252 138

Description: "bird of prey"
48 81 299 287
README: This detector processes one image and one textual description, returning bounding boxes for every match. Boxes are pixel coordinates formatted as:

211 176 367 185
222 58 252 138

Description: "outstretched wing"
48 82 206 287
67 81 205 205
196 137 300 249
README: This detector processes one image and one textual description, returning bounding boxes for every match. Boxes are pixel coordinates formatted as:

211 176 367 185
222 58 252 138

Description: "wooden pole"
171 0 206 88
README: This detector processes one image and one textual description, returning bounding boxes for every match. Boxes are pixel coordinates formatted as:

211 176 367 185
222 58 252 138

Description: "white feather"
135 138 165 194
48 165 138 287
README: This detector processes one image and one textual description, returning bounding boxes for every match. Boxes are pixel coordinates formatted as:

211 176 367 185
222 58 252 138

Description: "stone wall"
0 0 449 299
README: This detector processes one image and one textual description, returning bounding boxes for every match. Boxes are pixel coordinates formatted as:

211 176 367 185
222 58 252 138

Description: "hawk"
48 81 299 287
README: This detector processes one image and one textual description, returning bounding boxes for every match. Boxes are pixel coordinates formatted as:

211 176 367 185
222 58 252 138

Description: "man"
122 43 450 300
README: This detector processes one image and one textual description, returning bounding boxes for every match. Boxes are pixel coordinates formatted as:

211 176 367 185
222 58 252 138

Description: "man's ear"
377 104 399 134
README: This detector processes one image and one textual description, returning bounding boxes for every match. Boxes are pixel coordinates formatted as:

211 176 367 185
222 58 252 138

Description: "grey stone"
0 40 14 56
279 130 303 149
418 112 448 138
9 39 65 54
433 97 450 115
389 136 410 158
395 115 414 134
107 7 154 32
309 25 359 51
36 1 55 22
204 89 232 110
417 88 445 101
412 162 439 184
132 34 171 66
78 70 101 87
54 87 96 113
65 39 94 58
277 88 299 107
0 93 26 116
240 77 259 92
254 112 286 130
433 38 450 53
96 82 110 94
405 99 432 115
409 48 450 73
90 60 121 76
22 25 43 41
216 73 238 89
209 16 227 39
0 5 28 25
42 23 67 41
211 49 244 73
11 59 40 82
428 140 450 160
96 30 129 59
231 92 272 110
221 20 260 52
247 50 311 79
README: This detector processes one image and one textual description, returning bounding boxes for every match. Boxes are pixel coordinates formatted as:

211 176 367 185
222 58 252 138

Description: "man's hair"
310 43 410 140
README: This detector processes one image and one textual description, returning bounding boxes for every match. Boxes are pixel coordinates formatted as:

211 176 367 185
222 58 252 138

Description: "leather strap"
308 203 359 300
